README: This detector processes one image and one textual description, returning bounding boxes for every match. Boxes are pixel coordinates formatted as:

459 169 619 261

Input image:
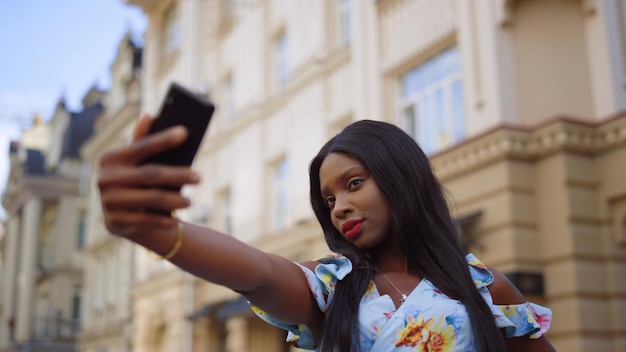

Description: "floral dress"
251 253 552 351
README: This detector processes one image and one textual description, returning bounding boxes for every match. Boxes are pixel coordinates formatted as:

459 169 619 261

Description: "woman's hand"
97 115 200 240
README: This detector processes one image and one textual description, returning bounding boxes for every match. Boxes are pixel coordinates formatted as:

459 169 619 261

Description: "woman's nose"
332 195 353 219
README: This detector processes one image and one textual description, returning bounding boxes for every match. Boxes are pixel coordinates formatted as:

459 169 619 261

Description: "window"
217 189 233 235
399 47 465 155
274 32 291 91
221 0 235 17
72 286 82 321
76 210 86 249
223 74 235 122
93 258 104 310
162 2 182 57
337 0 351 46
105 255 117 304
271 158 290 231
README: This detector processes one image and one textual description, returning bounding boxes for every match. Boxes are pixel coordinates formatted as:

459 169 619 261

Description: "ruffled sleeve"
466 253 553 339
249 254 352 350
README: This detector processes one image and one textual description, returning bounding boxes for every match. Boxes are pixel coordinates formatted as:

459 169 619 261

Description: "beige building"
1 0 623 351
0 89 104 351
68 0 625 351
77 33 143 352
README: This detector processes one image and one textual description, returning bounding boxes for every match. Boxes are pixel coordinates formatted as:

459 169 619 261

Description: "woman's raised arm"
97 115 323 334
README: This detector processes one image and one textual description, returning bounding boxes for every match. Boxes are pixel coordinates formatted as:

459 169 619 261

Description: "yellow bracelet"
146 221 184 260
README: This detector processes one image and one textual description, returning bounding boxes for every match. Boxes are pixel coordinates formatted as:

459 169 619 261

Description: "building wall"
101 0 626 351
0 129 88 351
431 114 626 351
77 34 142 352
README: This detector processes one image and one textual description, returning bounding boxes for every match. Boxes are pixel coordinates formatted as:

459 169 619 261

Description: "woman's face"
318 152 392 249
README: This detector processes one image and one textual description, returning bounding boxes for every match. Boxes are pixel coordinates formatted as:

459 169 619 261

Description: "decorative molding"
205 46 352 153
582 0 599 16
216 14 235 39
431 113 626 182
495 0 513 27
378 0 457 73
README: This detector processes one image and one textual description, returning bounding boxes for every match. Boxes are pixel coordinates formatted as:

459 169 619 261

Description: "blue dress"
251 253 552 351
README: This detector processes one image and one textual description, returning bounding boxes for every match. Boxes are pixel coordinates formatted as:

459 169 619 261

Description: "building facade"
77 33 143 352
116 0 626 351
0 89 103 351
0 0 620 351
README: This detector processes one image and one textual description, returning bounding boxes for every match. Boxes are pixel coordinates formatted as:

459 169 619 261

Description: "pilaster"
14 198 42 341
584 0 626 117
455 0 517 135
0 216 20 347
351 0 381 121
225 315 249 352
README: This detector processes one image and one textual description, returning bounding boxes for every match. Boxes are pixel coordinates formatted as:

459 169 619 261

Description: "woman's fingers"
100 187 191 212
98 163 200 189
101 186 189 238
103 125 188 166
104 209 178 238
132 114 154 141
98 114 200 239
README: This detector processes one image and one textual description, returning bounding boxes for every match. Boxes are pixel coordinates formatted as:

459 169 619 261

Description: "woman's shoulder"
299 253 352 272
465 253 553 340
297 253 353 290
464 253 530 304
465 253 496 290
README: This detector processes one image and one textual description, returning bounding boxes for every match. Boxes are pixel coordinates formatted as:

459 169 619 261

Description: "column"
225 315 249 352
15 198 42 341
584 0 626 116
0 215 20 346
455 0 517 133
351 0 382 121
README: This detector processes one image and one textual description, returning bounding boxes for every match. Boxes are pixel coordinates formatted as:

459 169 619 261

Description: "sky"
0 1 147 220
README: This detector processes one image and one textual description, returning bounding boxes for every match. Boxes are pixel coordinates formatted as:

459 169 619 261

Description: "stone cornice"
2 175 80 215
431 113 626 182
77 322 125 344
82 232 123 256
250 217 321 260
132 265 188 297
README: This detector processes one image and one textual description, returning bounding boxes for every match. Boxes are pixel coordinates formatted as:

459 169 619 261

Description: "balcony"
6 313 80 352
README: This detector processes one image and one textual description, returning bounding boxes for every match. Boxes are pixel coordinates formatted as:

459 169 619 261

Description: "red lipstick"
342 220 364 239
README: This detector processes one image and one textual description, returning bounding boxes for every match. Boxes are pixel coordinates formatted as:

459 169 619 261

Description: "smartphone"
140 82 215 191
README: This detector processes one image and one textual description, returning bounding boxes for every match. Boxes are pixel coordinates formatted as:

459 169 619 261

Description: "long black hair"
309 120 506 351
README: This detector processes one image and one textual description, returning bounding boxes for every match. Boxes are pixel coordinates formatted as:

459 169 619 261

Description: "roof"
61 102 103 158
25 149 46 175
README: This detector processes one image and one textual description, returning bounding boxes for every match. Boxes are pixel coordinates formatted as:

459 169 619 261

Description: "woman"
99 117 554 351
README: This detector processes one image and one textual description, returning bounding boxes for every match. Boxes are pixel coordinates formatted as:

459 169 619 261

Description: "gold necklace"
379 272 408 304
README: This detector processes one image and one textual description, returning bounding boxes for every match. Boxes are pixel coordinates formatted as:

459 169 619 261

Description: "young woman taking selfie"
98 117 554 351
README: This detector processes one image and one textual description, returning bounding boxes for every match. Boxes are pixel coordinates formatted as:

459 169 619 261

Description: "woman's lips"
342 220 364 239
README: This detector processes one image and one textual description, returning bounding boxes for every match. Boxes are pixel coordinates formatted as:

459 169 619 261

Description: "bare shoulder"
299 260 320 272
486 266 557 352
485 265 526 305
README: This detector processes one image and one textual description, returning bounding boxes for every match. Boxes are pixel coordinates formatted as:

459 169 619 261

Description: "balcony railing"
32 314 80 341
6 314 80 351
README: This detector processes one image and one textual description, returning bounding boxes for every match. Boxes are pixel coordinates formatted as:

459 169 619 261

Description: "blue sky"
0 0 147 219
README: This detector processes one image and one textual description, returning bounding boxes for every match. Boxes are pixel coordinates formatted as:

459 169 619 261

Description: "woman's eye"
348 178 364 190
324 197 335 209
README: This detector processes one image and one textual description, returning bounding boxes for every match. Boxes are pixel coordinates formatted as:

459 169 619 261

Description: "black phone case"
141 82 215 169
